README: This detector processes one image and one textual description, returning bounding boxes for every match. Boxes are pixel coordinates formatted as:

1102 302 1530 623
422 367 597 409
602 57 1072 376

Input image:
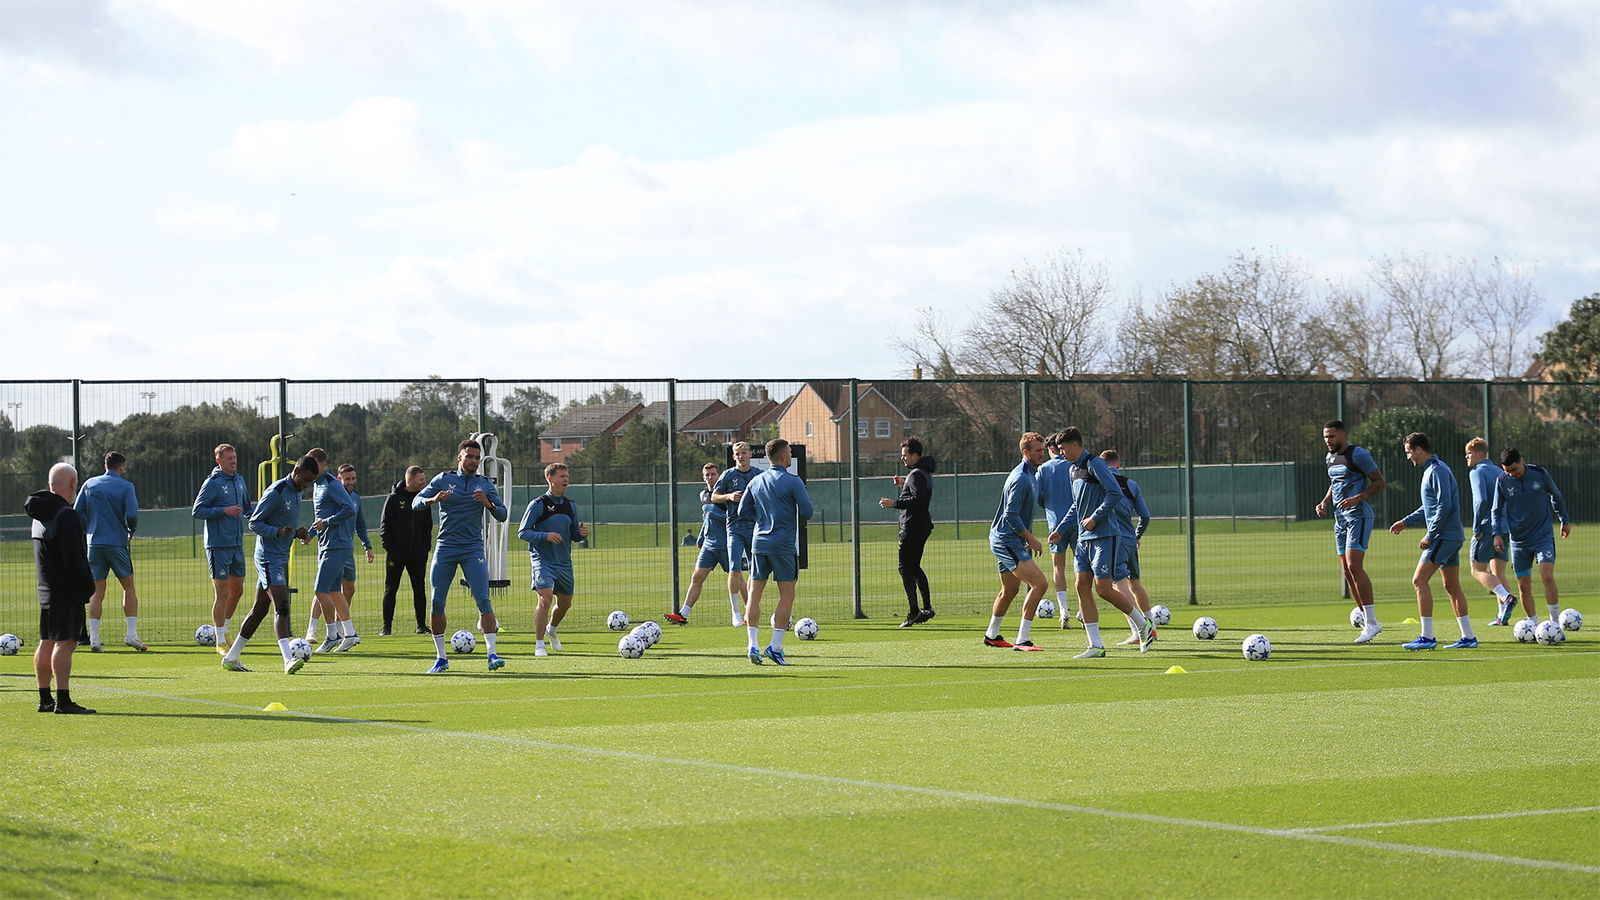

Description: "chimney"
912 365 923 380
757 387 769 402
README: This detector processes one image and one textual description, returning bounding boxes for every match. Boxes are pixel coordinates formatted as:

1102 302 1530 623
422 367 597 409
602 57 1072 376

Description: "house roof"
542 402 642 438
636 399 726 428
683 398 781 432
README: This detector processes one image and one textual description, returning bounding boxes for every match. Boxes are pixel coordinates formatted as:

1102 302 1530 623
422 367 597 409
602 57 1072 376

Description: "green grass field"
2 600 1597 899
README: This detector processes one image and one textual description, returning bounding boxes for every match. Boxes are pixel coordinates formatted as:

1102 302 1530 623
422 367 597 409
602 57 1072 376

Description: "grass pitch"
2 600 1596 899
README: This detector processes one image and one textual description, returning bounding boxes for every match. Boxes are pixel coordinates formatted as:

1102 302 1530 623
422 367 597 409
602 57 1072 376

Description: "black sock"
39 687 53 704
57 689 72 706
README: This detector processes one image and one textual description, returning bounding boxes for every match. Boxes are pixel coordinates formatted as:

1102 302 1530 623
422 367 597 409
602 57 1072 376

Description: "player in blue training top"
519 462 588 657
73 450 146 652
982 432 1051 651
1316 420 1387 643
304 449 360 654
1463 437 1519 626
711 441 760 627
1387 433 1474 650
414 438 510 673
665 462 729 626
1491 446 1572 626
223 458 316 674
192 442 254 655
1060 428 1153 658
336 464 376 625
1101 450 1155 646
736 439 813 665
1035 431 1077 628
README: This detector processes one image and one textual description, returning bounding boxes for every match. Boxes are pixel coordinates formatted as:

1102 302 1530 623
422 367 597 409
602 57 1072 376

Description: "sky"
2 0 1596 382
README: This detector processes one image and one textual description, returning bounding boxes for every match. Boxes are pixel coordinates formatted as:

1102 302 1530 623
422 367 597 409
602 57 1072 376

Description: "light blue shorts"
1511 536 1556 578
315 547 352 593
991 538 1031 573
531 565 575 596
432 551 492 615
255 557 288 589
208 546 246 580
1334 513 1373 555
1419 536 1462 569
751 551 798 582
88 545 133 581
696 542 730 573
1075 537 1124 580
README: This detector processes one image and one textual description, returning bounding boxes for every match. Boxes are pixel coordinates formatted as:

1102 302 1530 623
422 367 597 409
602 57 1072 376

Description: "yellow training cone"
1164 665 1188 674
1403 617 1418 625
263 702 287 711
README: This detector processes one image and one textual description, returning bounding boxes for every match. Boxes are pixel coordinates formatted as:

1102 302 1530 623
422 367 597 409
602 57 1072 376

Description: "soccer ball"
1513 619 1538 644
451 630 477 654
1037 598 1056 619
632 621 662 647
770 614 795 630
617 632 646 658
1349 606 1365 629
287 638 314 662
795 617 819 640
0 633 20 656
1535 620 1565 646
1242 633 1271 661
607 610 630 632
1192 617 1218 640
195 624 218 646
1559 608 1583 632
1150 604 1171 627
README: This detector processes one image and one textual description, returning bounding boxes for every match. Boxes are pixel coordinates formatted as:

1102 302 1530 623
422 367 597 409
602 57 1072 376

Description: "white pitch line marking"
80 684 1600 876
1291 806 1600 833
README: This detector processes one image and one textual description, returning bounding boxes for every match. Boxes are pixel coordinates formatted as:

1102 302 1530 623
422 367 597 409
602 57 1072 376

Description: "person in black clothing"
880 438 937 627
25 463 97 714
379 465 433 635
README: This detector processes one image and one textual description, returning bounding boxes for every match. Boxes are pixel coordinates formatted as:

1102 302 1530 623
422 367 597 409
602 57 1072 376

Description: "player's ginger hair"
1019 431 1044 451
1465 436 1489 454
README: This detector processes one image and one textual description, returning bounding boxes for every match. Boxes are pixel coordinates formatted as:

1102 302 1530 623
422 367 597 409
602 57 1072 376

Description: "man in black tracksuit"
880 438 937 627
379 466 433 635
26 463 97 714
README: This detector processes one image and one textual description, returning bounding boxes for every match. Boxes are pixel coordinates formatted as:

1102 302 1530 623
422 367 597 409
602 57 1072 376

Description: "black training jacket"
379 478 433 557
890 456 938 534
26 490 94 609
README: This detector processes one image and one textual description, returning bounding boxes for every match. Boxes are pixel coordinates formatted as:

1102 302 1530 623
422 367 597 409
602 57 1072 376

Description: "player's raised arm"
414 473 446 508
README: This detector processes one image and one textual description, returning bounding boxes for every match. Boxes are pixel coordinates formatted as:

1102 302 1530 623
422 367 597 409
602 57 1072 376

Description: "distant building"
538 402 643 464
773 381 921 463
681 390 782 446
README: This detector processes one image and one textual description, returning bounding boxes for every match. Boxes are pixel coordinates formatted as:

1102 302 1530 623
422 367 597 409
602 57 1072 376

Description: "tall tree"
1368 253 1468 379
1464 257 1544 378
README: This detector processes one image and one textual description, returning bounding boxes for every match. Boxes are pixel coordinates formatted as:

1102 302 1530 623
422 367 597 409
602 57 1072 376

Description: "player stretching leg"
665 463 730 625
519 463 587 656
739 440 813 665
1317 420 1386 643
225 458 316 673
415 439 509 673
1099 450 1155 646
75 451 146 652
1464 438 1519 625
714 442 761 626
1389 433 1474 650
1035 432 1077 628
983 433 1050 651
192 443 253 656
1491 448 1571 626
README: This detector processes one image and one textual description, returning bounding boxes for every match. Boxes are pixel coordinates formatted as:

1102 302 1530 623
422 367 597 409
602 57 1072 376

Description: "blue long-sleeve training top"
312 472 358 551
350 490 371 551
715 466 761 535
738 464 813 555
414 469 508 555
249 476 302 563
1468 460 1501 537
519 492 583 572
1036 453 1074 532
1491 464 1569 544
699 488 729 548
1400 456 1462 543
989 458 1038 543
1326 444 1380 517
1114 474 1152 541
192 466 254 548
74 470 139 547
1069 452 1122 541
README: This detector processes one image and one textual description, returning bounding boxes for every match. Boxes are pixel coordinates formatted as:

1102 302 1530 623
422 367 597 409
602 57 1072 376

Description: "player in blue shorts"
983 432 1050 651
712 441 760 626
519 462 588 657
1491 447 1571 626
1463 437 1519 625
1388 433 1474 649
73 451 146 652
336 464 376 618
223 458 316 674
737 439 813 665
665 462 728 626
306 449 361 653
1060 429 1152 658
192 443 254 655
1101 450 1154 646
414 439 509 673
1035 431 1077 628
1317 420 1387 643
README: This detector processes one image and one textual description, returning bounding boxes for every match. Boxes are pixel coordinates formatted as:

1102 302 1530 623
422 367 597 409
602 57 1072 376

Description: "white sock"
1016 618 1033 643
547 624 557 637
1361 605 1378 626
536 639 546 652
89 618 101 645
1549 603 1560 621
277 638 292 662
680 604 693 618
747 625 760 648
125 616 138 639
1056 590 1068 604
222 616 232 633
1085 622 1102 647
1419 616 1434 638
1127 607 1147 630
1492 584 1512 600
307 612 319 635
1456 616 1475 640
986 615 1004 639
432 633 447 657
225 634 247 661
339 618 355 637
484 632 497 654
771 627 786 650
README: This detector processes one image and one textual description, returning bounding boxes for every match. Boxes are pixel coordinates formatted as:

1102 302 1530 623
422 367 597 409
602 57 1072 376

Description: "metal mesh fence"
1 377 1594 642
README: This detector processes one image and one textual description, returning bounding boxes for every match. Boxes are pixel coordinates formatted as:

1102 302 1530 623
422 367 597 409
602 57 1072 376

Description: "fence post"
1482 380 1493 452
652 462 660 548
952 458 960 540
667 381 680 611
478 378 488 433
849 379 864 618
1336 380 1350 600
278 379 289 454
589 467 598 549
1020 379 1031 433
70 379 81 471
1183 380 1197 605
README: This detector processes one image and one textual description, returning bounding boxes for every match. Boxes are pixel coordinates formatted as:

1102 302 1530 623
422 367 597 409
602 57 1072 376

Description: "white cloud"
155 199 279 236
229 97 453 190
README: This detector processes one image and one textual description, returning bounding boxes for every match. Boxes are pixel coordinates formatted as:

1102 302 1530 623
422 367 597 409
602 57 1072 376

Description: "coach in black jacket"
25 464 97 714
379 466 433 635
880 438 938 627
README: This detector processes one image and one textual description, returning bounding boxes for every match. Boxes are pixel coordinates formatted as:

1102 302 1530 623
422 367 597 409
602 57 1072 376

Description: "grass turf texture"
2 601 1597 899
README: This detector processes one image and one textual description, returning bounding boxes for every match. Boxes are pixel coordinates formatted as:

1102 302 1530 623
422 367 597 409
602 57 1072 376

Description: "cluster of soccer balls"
1515 609 1582 645
1186 614 1269 661
193 623 313 661
606 610 662 658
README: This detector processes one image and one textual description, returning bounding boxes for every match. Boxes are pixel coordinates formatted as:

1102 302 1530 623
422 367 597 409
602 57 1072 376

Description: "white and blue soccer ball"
1242 633 1271 661
1150 604 1172 627
1513 618 1538 644
1037 598 1056 619
451 630 477 654
607 610 630 632
618 632 647 658
1192 617 1218 640
0 633 21 656
1535 620 1566 646
1349 606 1366 629
770 614 795 630
287 638 314 662
632 621 662 647
195 624 218 646
795 617 819 640
1559 608 1583 632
